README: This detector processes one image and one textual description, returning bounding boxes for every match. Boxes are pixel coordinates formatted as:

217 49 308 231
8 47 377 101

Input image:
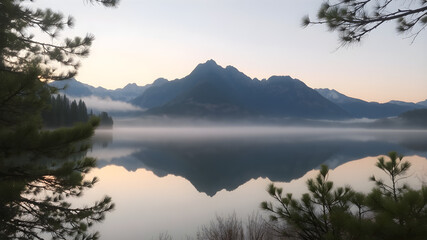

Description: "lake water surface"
80 124 427 239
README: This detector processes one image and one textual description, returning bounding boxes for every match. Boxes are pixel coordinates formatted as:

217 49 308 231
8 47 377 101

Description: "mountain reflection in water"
89 126 427 196
80 154 427 240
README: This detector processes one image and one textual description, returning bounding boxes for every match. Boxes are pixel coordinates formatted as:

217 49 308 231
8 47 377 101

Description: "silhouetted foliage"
95 111 113 128
42 95 90 127
303 0 427 44
196 212 279 240
262 152 427 240
197 213 244 240
0 71 115 240
42 94 114 128
0 0 119 79
1 0 118 239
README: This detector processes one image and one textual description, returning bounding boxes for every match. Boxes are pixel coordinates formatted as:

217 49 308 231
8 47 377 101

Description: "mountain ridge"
50 60 426 120
316 88 425 118
50 77 168 102
133 60 350 119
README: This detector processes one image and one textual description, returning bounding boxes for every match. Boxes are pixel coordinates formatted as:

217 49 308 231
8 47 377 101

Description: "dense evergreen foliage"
42 95 89 127
42 94 114 128
0 70 115 240
0 0 118 239
262 152 427 240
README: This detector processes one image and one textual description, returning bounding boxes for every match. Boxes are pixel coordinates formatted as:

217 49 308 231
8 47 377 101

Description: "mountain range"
316 88 426 119
50 77 168 102
51 60 427 120
132 60 350 119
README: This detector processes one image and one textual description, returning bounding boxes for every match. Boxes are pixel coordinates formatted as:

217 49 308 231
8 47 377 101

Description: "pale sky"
33 0 427 103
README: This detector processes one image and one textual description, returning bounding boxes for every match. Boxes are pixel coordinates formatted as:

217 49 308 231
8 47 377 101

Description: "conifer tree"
78 99 89 122
366 152 427 239
98 111 113 128
42 94 91 127
261 165 357 240
70 100 78 123
0 0 119 79
0 0 119 239
303 0 427 44
262 152 427 240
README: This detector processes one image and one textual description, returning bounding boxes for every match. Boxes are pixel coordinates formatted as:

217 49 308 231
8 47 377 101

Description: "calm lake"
79 123 427 239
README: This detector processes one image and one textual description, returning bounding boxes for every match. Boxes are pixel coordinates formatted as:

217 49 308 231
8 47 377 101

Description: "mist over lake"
3 0 427 239
82 121 427 239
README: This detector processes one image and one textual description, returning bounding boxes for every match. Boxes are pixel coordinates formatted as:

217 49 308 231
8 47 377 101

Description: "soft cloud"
73 95 143 112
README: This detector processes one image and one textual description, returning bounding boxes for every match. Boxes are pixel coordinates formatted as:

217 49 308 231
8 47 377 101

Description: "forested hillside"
42 95 89 127
42 95 113 128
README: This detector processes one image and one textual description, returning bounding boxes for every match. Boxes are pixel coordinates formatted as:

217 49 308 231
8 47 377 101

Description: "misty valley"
3 59 427 240
80 123 427 239
33 60 427 239
3 1 427 239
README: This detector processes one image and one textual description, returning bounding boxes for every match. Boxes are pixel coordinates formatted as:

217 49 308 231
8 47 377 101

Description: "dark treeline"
42 95 88 127
98 111 114 128
42 95 113 128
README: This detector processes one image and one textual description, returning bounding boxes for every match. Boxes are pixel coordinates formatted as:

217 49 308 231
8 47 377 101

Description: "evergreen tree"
366 152 427 239
262 152 427 240
70 100 78 124
0 0 119 79
303 0 427 44
42 94 91 127
55 95 62 126
0 0 119 239
261 165 356 240
98 111 114 128
78 99 89 122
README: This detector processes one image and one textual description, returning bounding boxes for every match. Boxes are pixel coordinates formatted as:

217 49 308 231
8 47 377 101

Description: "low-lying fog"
98 117 427 143
115 116 378 127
